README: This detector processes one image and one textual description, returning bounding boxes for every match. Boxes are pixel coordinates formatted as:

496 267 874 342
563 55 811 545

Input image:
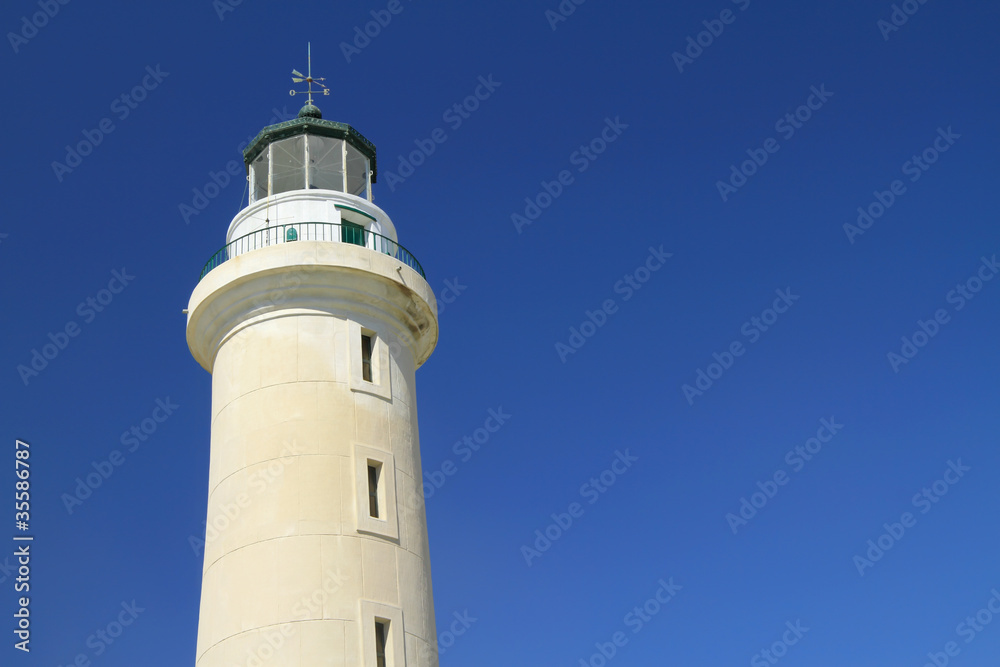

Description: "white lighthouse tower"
186 54 440 666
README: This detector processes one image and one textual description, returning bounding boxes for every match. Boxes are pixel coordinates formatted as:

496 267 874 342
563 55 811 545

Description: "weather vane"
290 42 329 105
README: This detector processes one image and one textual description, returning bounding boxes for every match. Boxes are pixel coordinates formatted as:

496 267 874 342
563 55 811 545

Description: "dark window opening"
375 620 388 667
361 334 374 383
367 463 380 518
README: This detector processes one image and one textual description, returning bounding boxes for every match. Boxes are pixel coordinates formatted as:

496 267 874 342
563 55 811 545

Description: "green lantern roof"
242 105 378 182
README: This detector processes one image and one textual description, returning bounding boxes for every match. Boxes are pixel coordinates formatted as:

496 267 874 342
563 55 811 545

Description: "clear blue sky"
2 0 999 665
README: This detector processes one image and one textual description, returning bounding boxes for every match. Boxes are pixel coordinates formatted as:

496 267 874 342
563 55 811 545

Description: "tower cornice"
187 241 437 374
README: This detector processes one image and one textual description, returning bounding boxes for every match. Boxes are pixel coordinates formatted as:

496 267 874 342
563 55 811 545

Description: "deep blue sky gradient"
2 0 999 665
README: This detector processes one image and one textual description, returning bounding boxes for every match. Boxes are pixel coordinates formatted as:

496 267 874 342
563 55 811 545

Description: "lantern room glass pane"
271 136 306 195
251 153 268 202
308 135 345 191
346 143 369 198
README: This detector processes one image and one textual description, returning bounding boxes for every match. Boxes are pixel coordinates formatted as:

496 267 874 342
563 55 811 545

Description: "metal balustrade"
198 221 425 281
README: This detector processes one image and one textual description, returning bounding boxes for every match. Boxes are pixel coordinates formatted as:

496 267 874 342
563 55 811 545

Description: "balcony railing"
198 221 425 281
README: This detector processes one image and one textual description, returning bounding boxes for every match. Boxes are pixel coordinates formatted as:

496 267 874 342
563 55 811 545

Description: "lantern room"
243 104 378 203
217 102 400 259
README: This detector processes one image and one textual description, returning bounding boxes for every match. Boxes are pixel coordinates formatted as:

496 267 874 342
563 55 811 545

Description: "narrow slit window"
354 445 397 538
367 463 380 518
375 620 388 667
361 334 374 383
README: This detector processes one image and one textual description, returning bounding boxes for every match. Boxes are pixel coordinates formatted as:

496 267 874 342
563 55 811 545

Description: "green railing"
198 221 425 281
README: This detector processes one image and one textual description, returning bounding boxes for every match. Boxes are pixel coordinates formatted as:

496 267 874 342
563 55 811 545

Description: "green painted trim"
335 205 377 222
243 117 378 182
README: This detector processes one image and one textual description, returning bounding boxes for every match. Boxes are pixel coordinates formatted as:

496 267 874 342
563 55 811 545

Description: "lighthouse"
186 54 440 666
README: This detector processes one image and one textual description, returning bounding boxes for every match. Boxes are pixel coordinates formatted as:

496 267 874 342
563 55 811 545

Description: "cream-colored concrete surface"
189 237 439 666
189 242 437 374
